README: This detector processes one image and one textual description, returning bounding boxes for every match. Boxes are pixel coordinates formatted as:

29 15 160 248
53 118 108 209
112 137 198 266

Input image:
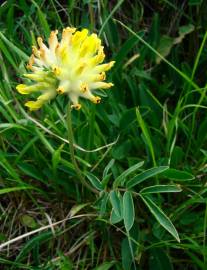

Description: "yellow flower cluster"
16 27 115 110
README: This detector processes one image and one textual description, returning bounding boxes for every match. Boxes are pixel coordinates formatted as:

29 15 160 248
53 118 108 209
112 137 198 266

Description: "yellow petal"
52 65 62 76
62 27 76 43
80 34 101 57
37 91 56 101
95 61 115 72
75 62 86 75
80 82 89 93
80 90 101 104
26 54 35 70
71 103 81 110
16 83 49 94
56 80 71 94
48 30 58 51
69 93 79 107
91 96 101 104
16 84 27 94
71 29 88 48
32 46 41 58
24 73 45 82
25 100 43 110
89 48 105 66
91 82 114 90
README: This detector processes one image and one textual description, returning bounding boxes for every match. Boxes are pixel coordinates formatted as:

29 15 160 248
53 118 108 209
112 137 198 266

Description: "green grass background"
0 0 207 269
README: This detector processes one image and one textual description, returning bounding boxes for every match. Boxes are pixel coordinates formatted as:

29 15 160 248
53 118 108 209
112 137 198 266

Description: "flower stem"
66 105 98 194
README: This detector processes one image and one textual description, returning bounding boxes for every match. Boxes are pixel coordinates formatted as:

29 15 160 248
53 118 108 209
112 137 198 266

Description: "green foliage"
0 0 207 269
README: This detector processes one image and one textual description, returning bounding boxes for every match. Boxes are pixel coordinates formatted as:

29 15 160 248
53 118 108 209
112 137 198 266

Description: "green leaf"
18 163 44 182
59 255 73 270
112 140 132 160
102 174 111 188
85 172 103 191
188 0 202 5
121 237 133 270
103 159 115 179
140 195 180 242
156 25 194 64
114 36 140 70
52 144 64 174
110 209 123 224
161 169 195 181
140 185 182 194
156 35 175 64
37 9 50 37
29 0 51 38
136 108 156 165
110 190 122 217
15 231 53 263
0 38 17 69
93 261 116 270
113 161 144 187
100 192 109 216
178 24 195 36
69 203 89 217
0 31 29 61
21 215 37 229
127 166 169 189
0 153 21 181
174 24 195 44
0 186 33 195
149 248 173 270
119 108 136 131
123 191 135 231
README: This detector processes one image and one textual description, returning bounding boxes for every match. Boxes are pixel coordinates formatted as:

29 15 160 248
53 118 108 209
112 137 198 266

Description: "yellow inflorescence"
16 27 115 111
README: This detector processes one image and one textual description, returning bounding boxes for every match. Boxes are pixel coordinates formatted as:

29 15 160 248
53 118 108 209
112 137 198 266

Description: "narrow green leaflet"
69 203 89 217
140 195 180 242
140 185 182 194
127 166 169 189
100 192 109 216
110 190 122 218
113 161 144 187
110 209 123 224
103 159 115 179
161 169 195 181
85 172 103 191
123 191 135 231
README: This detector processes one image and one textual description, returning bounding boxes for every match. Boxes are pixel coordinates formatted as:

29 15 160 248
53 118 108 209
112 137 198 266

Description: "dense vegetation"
0 1 207 269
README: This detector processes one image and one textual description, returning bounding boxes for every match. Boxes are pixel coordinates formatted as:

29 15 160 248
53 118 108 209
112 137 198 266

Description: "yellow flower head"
16 27 115 111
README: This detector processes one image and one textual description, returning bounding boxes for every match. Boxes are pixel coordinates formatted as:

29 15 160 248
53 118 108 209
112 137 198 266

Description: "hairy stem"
66 105 98 194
